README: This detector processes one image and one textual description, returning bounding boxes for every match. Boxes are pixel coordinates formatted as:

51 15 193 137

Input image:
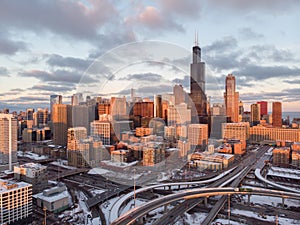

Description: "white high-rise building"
0 179 32 224
90 121 111 145
0 114 17 171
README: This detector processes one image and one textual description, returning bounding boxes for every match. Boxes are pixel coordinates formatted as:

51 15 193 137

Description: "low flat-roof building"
14 163 47 193
33 183 70 213
190 152 234 171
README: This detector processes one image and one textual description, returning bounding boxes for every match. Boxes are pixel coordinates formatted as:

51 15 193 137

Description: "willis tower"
189 34 208 122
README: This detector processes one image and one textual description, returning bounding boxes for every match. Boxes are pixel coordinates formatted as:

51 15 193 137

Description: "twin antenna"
194 31 198 46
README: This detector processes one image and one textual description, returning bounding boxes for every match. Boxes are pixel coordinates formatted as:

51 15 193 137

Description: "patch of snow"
88 167 110 175
51 160 77 169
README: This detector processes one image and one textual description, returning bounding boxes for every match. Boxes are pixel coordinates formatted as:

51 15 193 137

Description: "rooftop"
0 179 31 193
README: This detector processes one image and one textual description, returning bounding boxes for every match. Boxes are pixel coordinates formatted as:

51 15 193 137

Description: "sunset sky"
0 0 300 112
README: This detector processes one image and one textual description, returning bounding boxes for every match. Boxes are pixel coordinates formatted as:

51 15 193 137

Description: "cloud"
136 84 173 95
233 65 300 80
247 45 294 62
120 73 163 82
0 0 116 41
208 0 300 12
161 0 202 18
239 27 264 40
0 67 9 76
46 54 92 71
205 50 242 72
0 34 27 55
19 69 97 84
126 6 184 32
172 75 190 88
204 36 238 53
283 79 300 84
28 84 74 93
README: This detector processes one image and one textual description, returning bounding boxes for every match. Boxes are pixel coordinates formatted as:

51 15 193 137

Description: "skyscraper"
0 114 17 171
90 121 111 145
154 95 163 118
110 97 127 120
272 102 282 127
188 124 208 150
71 93 83 106
189 37 207 119
257 101 268 117
26 108 34 121
251 103 261 126
50 95 62 118
52 104 72 146
173 84 185 105
224 74 239 123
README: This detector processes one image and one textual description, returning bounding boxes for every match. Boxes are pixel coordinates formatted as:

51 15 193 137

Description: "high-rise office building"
98 101 111 116
257 101 268 117
111 97 127 120
71 93 83 106
0 114 18 171
133 101 154 118
189 37 207 119
26 108 34 121
0 179 32 225
33 108 48 127
188 124 208 149
173 84 185 105
50 95 62 119
67 127 87 150
154 95 163 118
90 121 111 145
272 102 282 128
167 103 191 126
222 122 250 149
211 103 226 116
224 74 239 122
72 105 96 134
251 103 261 126
238 101 244 122
52 104 72 146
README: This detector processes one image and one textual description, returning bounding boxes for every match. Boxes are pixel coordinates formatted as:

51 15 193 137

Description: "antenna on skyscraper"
196 31 198 46
194 30 197 46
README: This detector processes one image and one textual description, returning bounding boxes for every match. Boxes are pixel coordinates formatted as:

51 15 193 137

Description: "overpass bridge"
111 187 300 225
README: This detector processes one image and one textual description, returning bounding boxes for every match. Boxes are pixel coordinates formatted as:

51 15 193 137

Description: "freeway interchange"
110 146 300 225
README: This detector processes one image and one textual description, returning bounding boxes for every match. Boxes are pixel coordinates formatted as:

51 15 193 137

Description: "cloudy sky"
0 0 300 112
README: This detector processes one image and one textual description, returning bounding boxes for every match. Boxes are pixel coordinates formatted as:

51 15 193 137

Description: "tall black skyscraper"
189 35 207 121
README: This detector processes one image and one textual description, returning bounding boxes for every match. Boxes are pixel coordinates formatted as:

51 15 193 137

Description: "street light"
43 207 47 225
228 194 231 225
133 168 136 208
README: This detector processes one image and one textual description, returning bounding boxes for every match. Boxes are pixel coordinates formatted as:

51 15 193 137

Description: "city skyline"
1 0 300 112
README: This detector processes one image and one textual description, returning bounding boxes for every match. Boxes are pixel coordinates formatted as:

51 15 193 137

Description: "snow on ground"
101 196 123 224
214 218 241 225
231 209 300 225
88 167 111 175
240 193 300 208
89 188 106 196
267 166 300 180
157 172 171 182
178 212 207 225
51 160 77 169
61 191 99 225
17 151 48 160
102 160 139 168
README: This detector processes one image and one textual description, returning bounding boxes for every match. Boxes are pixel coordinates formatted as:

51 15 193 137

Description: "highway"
109 166 237 222
151 168 246 225
112 146 273 225
151 146 269 225
201 145 270 225
111 187 300 225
